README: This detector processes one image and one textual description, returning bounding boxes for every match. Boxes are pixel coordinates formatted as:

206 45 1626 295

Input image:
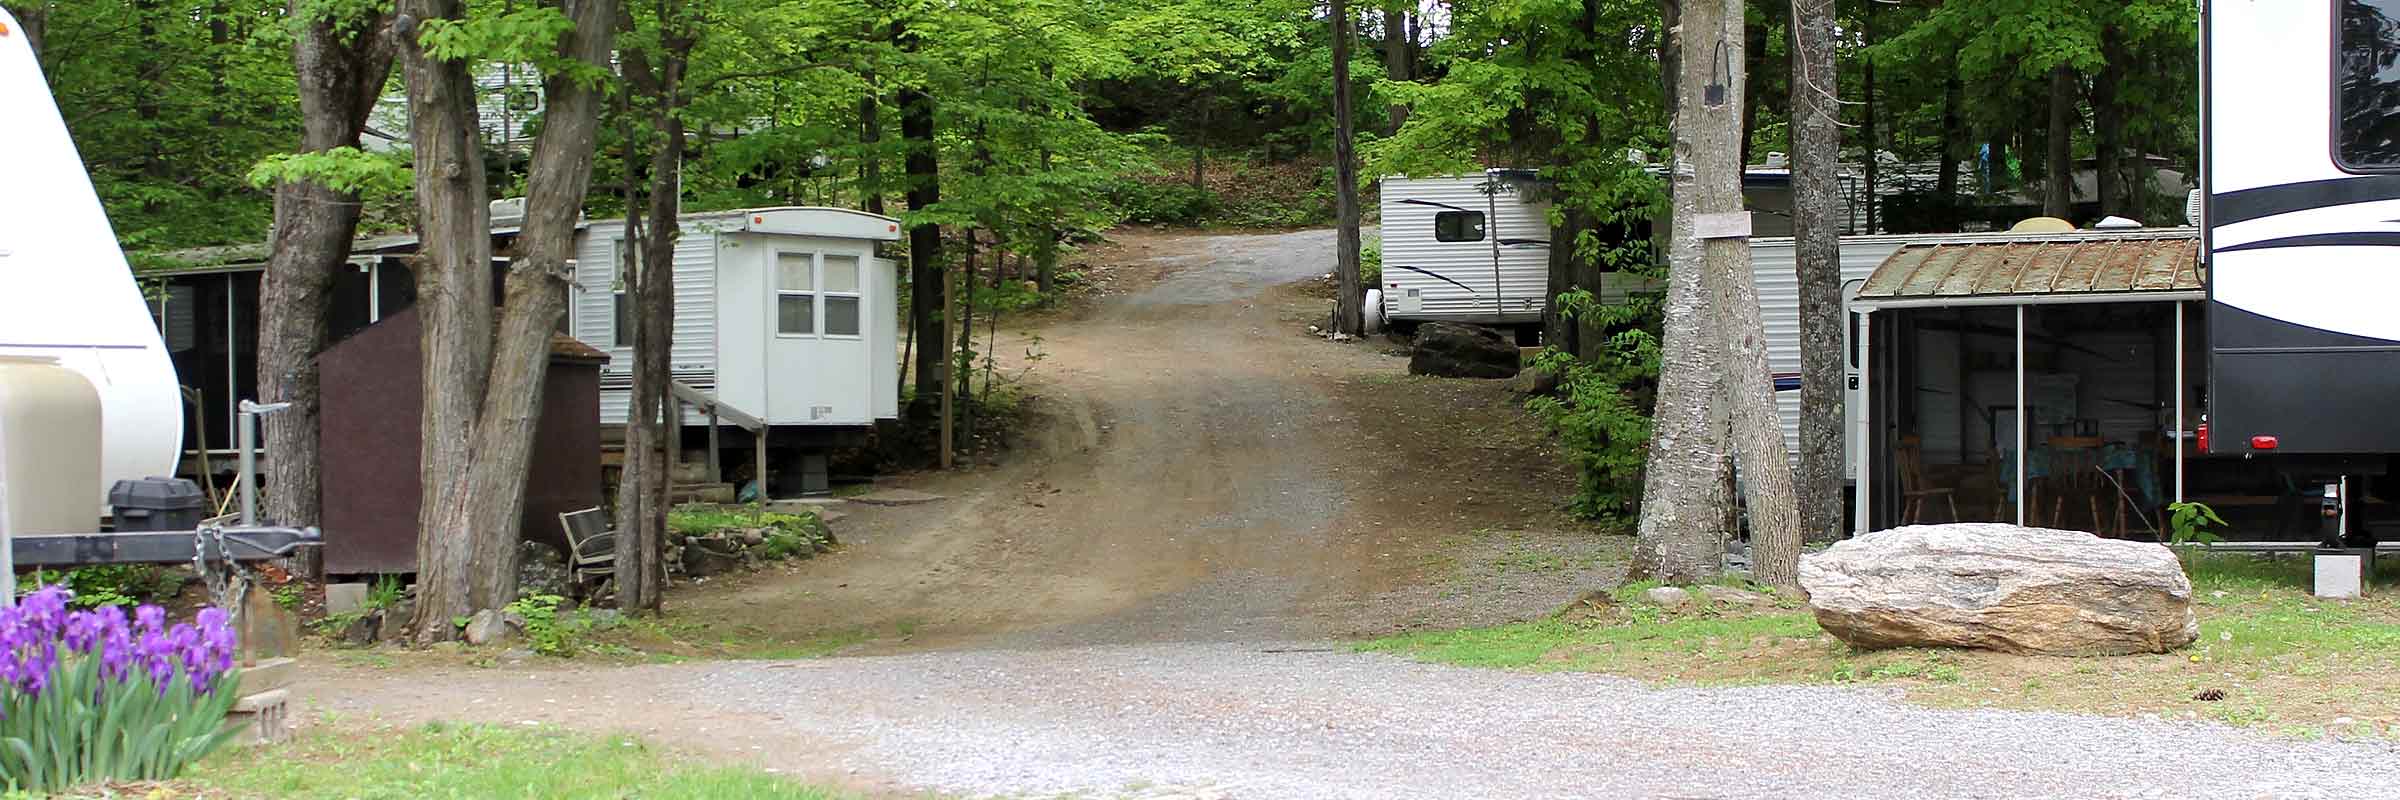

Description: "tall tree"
401 0 622 640
2043 63 2074 219
1787 0 1842 544
1380 2 1409 134
253 1 397 574
1330 0 1363 336
1632 0 1730 584
611 0 695 613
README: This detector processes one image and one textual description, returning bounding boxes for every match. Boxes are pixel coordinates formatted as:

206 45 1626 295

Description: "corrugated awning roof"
1854 232 2202 308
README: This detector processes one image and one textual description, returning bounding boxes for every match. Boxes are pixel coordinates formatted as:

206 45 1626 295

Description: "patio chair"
557 507 617 598
1895 437 1960 524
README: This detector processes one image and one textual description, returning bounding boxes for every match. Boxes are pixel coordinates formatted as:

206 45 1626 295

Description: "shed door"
764 245 872 424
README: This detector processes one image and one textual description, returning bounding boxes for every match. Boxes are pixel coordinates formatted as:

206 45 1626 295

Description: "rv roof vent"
2093 216 2143 229
490 197 527 224
2186 188 2202 226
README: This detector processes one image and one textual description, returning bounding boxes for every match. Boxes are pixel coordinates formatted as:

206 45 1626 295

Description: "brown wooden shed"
318 307 609 575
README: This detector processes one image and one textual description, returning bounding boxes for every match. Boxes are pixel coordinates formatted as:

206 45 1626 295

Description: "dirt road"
300 229 2400 799
662 227 1610 651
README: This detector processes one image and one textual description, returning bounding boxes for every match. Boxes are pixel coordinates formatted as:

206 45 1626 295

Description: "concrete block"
225 689 291 746
234 657 299 694
324 583 369 616
2315 551 2367 599
231 688 288 714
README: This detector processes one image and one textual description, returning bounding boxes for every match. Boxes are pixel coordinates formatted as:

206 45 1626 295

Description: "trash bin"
108 477 207 532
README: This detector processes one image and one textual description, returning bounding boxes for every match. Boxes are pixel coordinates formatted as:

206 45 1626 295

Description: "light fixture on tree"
1705 39 1730 108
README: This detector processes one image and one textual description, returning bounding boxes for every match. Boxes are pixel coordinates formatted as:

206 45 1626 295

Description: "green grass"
184 722 845 799
1363 552 2400 734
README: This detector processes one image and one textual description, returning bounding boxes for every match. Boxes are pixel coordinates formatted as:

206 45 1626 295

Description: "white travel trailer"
567 208 905 431
1378 171 1554 328
0 9 183 508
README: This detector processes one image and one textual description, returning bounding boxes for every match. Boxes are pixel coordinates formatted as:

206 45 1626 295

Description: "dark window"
2339 0 2400 169
613 290 633 347
1435 210 1486 242
1849 311 1861 368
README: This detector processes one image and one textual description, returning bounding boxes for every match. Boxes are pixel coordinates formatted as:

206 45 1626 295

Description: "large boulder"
1409 322 1519 379
1799 524 2198 656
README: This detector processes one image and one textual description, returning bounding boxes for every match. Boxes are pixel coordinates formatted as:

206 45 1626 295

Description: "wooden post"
754 426 769 505
706 407 722 485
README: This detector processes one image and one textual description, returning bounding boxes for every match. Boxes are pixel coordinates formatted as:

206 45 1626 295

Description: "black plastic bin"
107 477 208 533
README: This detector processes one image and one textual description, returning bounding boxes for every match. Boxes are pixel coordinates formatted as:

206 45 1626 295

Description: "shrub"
14 566 184 610
1525 290 1665 523
1360 236 1382 288
1108 180 1219 225
0 586 243 792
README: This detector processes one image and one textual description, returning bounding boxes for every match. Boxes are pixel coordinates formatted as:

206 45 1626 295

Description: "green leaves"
247 147 415 198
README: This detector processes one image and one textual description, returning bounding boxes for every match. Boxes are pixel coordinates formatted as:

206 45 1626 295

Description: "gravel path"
657 642 2397 799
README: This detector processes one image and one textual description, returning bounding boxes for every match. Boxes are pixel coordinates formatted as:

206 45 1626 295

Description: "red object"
753 215 765 224
2251 434 2280 450
2197 422 2209 452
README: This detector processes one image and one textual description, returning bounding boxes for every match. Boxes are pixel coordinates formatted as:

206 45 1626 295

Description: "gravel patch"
676 642 2400 799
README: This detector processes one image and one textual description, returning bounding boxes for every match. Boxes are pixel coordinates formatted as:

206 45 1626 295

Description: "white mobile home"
1379 171 1554 327
568 207 903 432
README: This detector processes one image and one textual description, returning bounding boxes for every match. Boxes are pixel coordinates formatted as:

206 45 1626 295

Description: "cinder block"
324 583 369 615
225 689 291 746
2315 552 2366 599
234 657 298 694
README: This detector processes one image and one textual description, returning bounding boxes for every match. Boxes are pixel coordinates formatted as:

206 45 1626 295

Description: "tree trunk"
1860 0 1878 233
2044 64 2075 220
1935 64 1964 203
1382 4 1409 134
612 115 657 613
2093 29 2124 218
1633 0 1733 585
257 4 396 576
613 0 690 614
900 72 944 414
1191 101 1208 191
5 1 46 56
406 0 620 642
1787 0 1843 547
1331 0 1364 336
859 28 885 219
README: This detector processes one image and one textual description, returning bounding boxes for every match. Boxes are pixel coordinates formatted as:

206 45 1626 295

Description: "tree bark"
900 65 944 414
4 1 46 57
405 0 621 641
257 3 395 575
1331 0 1364 336
1860 0 1878 233
613 0 691 614
1787 0 1844 546
1633 0 1734 585
1935 64 1964 204
2044 64 2075 220
1382 4 1409 134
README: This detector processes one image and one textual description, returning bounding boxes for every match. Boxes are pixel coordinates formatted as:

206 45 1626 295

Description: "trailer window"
776 252 816 335
1435 210 1486 242
823 254 863 337
2338 0 2400 169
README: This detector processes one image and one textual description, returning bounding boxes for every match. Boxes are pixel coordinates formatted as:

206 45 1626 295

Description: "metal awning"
1852 233 2202 309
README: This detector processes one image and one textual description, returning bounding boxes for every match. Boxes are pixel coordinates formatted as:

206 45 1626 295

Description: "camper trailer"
2202 0 2400 543
1378 171 1554 328
568 208 904 432
0 10 183 511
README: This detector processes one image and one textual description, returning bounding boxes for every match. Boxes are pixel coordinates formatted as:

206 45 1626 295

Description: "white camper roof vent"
490 197 527 226
2093 216 2144 229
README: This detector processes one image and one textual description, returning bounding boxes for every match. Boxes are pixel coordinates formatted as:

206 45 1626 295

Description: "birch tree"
399 0 621 641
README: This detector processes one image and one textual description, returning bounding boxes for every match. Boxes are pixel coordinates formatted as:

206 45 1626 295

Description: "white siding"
1379 175 1552 324
575 213 735 426
1751 234 1907 479
871 257 900 420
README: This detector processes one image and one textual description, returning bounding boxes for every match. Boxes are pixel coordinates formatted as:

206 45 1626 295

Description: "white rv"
0 9 183 508
1378 171 1553 328
568 208 904 430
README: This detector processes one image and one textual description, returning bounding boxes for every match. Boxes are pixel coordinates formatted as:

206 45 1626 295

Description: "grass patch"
179 722 843 798
1365 552 2400 736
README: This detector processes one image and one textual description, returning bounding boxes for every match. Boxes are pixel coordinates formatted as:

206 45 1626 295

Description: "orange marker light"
1 21 12 36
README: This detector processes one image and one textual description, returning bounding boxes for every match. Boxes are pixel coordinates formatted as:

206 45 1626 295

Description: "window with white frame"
822 254 862 337
777 252 817 335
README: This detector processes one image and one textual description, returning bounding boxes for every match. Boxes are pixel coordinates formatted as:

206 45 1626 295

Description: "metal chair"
557 507 616 598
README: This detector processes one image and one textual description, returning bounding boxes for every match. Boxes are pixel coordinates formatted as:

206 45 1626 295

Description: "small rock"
1307 325 1323 334
463 609 516 647
1643 586 1691 608
1330 333 1356 343
500 648 537 664
742 528 767 546
516 541 571 599
1509 366 1560 395
324 583 369 616
338 610 382 647
1696 585 1774 607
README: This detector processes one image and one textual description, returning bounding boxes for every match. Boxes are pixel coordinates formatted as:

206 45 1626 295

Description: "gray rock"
463 609 517 647
1330 333 1356 343
1408 322 1519 379
1695 585 1774 607
682 541 743 578
516 541 571 599
1799 524 2198 655
1642 586 1691 608
1509 366 1560 396
337 609 382 647
742 528 767 546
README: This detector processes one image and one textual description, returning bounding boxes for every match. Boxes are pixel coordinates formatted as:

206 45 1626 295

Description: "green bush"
1108 180 1219 225
1525 290 1665 523
1360 236 1382 288
15 566 184 610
